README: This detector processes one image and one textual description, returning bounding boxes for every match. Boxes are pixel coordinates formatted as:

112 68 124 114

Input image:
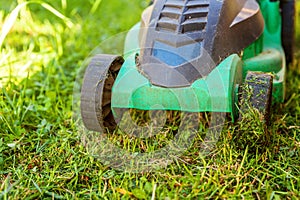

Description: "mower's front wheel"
238 72 273 125
80 54 124 132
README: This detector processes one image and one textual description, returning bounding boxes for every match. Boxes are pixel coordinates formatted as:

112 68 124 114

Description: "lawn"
0 0 300 199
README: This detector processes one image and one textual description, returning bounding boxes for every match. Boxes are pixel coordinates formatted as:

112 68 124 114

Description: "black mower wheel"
80 54 124 132
280 0 296 65
239 72 273 125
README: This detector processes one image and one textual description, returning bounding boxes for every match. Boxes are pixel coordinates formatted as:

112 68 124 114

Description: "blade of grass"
0 176 21 199
235 146 248 193
39 2 73 28
61 0 67 10
90 0 102 14
0 2 29 49
0 1 73 49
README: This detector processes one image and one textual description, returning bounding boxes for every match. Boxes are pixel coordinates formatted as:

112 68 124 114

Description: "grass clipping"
234 93 272 153
236 108 271 150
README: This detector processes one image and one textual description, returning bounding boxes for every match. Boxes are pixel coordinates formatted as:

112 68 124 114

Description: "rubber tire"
80 54 124 132
280 0 296 65
239 72 273 125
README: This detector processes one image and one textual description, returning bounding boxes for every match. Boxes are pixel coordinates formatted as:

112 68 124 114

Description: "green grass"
0 0 300 199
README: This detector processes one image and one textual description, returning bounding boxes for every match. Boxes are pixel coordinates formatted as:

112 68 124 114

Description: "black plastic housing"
138 0 264 87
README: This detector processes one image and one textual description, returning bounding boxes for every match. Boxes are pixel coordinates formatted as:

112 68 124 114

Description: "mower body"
110 0 286 120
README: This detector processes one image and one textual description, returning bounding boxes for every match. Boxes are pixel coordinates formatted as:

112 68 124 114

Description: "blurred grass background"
0 0 300 199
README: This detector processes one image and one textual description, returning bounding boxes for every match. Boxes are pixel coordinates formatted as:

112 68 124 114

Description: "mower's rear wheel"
238 72 273 125
80 54 124 132
280 0 296 65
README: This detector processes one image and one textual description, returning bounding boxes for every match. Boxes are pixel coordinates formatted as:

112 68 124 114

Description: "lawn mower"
80 0 295 133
